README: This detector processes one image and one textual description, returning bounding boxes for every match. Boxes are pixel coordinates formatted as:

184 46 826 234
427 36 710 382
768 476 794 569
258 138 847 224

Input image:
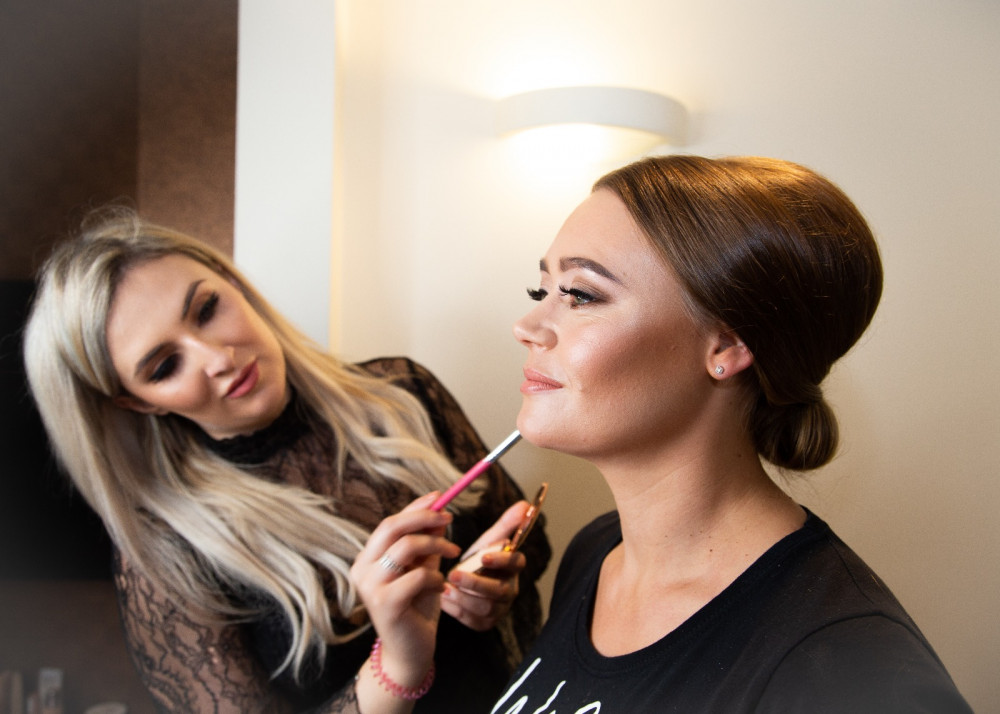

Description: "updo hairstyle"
594 155 883 470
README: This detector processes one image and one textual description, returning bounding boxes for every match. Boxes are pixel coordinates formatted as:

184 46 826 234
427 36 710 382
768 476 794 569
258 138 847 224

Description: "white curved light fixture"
496 86 687 146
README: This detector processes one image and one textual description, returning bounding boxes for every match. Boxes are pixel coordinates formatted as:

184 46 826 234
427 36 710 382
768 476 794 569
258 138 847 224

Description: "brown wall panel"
0 0 140 280
137 0 237 254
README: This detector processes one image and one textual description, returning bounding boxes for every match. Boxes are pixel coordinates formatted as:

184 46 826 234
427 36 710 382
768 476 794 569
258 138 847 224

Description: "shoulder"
784 513 924 624
751 513 971 711
355 356 455 409
355 356 435 386
758 615 971 712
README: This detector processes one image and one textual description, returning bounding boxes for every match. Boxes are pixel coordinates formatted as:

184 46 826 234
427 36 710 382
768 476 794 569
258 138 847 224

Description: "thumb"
461 500 530 559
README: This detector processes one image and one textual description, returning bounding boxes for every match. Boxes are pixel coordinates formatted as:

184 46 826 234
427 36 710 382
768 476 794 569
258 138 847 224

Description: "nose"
196 339 236 377
513 302 555 350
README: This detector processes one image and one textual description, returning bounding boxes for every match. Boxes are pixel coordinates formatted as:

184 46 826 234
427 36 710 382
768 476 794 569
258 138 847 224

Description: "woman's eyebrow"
538 257 620 283
181 279 204 320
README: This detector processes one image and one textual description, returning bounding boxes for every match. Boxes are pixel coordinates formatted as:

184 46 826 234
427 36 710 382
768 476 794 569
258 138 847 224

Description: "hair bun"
753 397 838 471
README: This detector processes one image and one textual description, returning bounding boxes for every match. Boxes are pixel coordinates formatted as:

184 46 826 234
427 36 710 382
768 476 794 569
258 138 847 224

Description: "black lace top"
114 357 550 713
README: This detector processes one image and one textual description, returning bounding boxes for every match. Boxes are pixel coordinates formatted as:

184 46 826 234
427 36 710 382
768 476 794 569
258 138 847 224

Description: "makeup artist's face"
106 254 289 439
513 189 712 463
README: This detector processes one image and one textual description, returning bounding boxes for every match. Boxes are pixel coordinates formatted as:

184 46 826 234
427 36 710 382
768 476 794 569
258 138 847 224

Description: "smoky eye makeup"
148 353 180 383
195 292 220 326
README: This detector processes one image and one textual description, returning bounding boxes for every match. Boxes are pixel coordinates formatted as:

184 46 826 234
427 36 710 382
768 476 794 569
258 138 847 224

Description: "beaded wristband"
370 637 435 700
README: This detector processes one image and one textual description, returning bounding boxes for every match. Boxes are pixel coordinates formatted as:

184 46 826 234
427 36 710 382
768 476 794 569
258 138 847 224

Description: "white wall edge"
234 0 337 347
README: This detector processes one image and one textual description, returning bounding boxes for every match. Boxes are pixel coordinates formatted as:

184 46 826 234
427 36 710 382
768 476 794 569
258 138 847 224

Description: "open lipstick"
431 429 522 511
452 481 547 575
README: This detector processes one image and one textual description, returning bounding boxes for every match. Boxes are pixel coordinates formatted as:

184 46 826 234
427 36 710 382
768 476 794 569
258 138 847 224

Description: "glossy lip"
226 361 259 399
521 367 563 394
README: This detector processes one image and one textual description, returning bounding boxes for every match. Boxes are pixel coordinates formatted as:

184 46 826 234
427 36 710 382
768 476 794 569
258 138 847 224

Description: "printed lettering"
492 657 602 714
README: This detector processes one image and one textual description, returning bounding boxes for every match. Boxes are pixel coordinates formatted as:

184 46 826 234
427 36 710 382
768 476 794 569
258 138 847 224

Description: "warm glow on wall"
495 86 688 170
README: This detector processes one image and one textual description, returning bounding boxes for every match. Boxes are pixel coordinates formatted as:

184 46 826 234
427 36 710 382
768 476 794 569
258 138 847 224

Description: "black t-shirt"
493 510 971 713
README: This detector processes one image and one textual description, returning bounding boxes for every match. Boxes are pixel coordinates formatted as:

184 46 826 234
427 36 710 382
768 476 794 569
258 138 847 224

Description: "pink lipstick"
226 362 259 398
520 368 562 394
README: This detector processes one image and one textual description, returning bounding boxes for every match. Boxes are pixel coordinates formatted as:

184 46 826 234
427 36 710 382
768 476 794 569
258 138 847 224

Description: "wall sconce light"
496 86 687 146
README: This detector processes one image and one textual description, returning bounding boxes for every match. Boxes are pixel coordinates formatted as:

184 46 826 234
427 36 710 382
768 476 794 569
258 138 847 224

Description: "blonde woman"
23 208 549 713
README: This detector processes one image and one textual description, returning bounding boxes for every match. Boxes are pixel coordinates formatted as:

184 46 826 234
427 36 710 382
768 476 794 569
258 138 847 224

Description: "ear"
706 328 754 380
113 394 169 416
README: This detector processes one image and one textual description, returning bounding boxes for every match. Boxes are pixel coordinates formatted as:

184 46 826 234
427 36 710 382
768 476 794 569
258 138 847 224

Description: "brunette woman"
492 155 969 712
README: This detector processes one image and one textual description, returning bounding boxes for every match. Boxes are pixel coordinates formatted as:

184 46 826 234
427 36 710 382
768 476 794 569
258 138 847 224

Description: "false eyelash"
558 286 598 305
526 287 548 301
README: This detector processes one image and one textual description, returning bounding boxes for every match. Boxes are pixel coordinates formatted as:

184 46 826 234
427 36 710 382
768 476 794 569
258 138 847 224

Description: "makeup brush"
430 430 522 511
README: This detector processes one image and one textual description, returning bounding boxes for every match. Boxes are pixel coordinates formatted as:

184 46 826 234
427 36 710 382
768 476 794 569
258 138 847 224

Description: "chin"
516 411 569 453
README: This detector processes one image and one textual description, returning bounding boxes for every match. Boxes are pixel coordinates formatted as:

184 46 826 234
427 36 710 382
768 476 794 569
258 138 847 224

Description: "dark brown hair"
595 155 883 470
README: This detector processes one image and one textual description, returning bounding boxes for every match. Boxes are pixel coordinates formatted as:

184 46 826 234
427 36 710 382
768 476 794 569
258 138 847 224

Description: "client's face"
513 189 712 464
106 254 289 439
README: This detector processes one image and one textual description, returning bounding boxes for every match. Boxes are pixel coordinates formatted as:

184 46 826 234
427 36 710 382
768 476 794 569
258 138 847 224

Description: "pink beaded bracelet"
370 637 435 700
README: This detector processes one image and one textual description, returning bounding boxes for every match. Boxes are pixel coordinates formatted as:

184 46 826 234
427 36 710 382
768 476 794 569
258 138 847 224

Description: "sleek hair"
23 207 469 678
594 155 883 471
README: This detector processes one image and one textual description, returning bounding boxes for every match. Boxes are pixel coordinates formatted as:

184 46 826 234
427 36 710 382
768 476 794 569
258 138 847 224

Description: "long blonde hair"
23 208 468 678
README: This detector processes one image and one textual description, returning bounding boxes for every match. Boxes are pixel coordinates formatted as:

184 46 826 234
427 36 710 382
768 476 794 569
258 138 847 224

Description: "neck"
594 432 803 580
584 404 806 657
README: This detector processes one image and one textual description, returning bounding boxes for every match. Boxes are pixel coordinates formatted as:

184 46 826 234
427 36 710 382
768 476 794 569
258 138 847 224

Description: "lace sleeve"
114 551 363 714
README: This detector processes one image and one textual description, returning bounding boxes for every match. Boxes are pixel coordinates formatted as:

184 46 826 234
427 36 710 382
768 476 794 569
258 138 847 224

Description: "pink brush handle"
430 459 491 511
430 429 521 511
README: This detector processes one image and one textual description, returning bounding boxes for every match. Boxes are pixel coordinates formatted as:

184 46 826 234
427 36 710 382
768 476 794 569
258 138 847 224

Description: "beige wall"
318 1 999 710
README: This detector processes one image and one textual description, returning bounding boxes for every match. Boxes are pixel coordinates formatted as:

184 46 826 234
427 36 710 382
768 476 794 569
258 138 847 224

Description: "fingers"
441 566 521 631
353 493 534 636
352 492 461 604
351 492 464 657
446 571 519 608
494 499 533 533
461 500 530 559
475 548 527 577
359 493 458 568
375 522 458 571
449 550 525 593
365 562 449 618
442 549 524 630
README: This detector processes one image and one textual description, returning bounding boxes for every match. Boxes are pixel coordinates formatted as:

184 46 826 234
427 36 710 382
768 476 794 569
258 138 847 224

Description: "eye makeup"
195 292 220 325
558 286 599 306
